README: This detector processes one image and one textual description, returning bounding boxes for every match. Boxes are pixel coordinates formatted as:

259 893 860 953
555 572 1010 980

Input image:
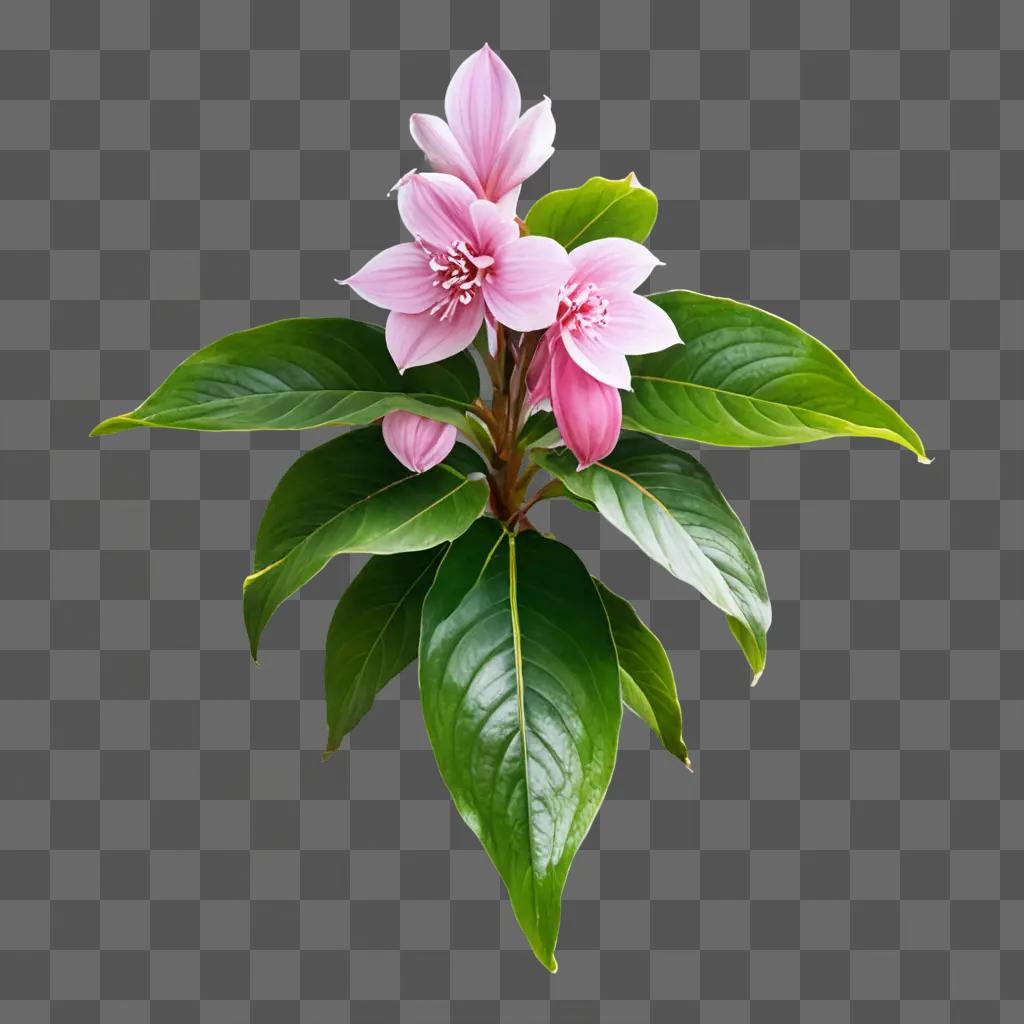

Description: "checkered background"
1 0 1021 1020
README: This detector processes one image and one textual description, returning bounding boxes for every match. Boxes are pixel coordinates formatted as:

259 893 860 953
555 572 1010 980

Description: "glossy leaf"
593 578 689 766
92 317 479 435
323 546 445 759
518 410 560 450
524 174 658 250
623 291 929 461
244 428 487 659
419 519 622 971
535 434 771 682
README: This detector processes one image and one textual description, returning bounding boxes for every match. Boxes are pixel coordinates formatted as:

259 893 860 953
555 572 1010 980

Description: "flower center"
557 281 608 338
420 239 493 320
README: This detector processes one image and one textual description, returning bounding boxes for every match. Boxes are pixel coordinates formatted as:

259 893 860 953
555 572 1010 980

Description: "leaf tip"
750 668 763 688
917 453 934 466
684 755 694 773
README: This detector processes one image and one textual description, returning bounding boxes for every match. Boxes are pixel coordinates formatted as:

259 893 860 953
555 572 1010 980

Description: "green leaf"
244 428 488 659
517 410 560 450
323 546 445 760
593 578 689 766
91 317 479 435
535 434 771 683
623 291 929 462
419 519 622 971
524 174 658 250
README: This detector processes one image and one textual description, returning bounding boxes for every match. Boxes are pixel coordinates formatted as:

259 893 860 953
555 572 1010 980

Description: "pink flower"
342 171 571 372
382 411 457 473
409 44 555 215
527 237 681 468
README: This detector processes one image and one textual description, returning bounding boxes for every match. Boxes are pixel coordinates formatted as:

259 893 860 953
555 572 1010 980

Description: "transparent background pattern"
0 1 1021 1020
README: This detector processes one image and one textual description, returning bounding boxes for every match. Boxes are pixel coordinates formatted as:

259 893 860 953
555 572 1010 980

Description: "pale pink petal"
445 44 521 187
385 298 483 372
550 342 622 470
339 242 435 314
561 327 632 390
482 235 571 332
382 411 458 473
599 291 683 355
568 237 663 294
487 97 556 199
494 184 522 218
395 171 477 249
408 113 484 195
468 199 519 254
484 307 498 356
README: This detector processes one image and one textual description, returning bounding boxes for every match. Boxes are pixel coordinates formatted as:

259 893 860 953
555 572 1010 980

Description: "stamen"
419 237 491 320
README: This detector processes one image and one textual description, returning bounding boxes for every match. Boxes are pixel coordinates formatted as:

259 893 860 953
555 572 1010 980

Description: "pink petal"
550 342 621 470
599 291 683 355
525 329 555 409
395 171 477 250
568 237 663 294
339 242 435 314
482 235 571 332
408 113 484 195
561 327 632 390
468 199 519 254
385 298 483 372
382 411 458 474
494 184 522 218
484 307 498 356
445 44 521 188
487 97 556 199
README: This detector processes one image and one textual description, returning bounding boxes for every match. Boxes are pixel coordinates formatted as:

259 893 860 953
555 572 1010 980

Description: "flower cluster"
341 44 680 471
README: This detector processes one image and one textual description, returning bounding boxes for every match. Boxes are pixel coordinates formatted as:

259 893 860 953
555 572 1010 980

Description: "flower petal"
561 328 633 390
445 44 521 187
550 342 622 470
382 411 458 474
568 237 663 294
483 235 571 332
469 199 519 254
487 97 556 199
385 298 483 372
525 329 555 409
599 291 683 355
395 171 477 250
339 242 435 313
408 113 484 195
494 184 522 218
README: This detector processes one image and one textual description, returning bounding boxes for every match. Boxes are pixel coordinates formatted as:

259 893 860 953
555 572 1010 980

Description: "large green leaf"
244 428 487 659
593 578 689 766
419 519 622 971
91 317 479 435
622 291 929 462
524 174 658 250
323 546 445 760
535 434 771 682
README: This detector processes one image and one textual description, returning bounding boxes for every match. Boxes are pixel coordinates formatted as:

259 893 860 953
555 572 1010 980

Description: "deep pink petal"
561 327 632 390
525 329 556 410
482 235 571 332
385 298 483 372
395 171 477 249
468 199 519 254
445 44 521 187
487 97 556 199
382 411 458 474
597 290 683 356
339 242 435 313
408 113 484 195
568 237 663 294
550 342 622 470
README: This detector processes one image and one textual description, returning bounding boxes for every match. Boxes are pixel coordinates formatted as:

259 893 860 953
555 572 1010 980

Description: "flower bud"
382 411 458 473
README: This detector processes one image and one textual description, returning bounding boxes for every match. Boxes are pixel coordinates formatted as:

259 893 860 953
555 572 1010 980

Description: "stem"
511 479 563 526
